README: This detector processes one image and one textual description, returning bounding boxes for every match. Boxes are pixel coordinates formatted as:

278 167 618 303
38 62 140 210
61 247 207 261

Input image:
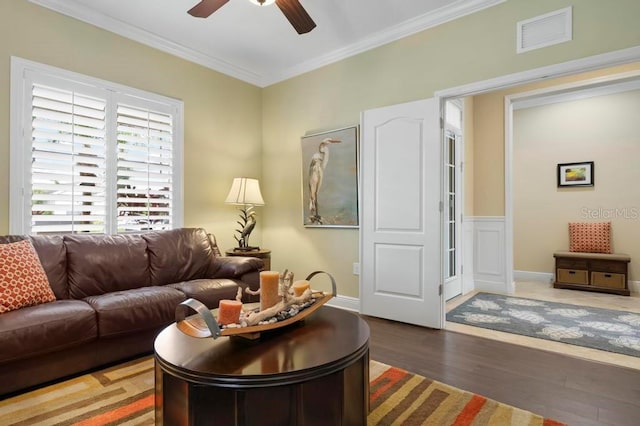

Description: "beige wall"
471 62 640 216
262 0 640 297
514 89 640 280
0 1 263 250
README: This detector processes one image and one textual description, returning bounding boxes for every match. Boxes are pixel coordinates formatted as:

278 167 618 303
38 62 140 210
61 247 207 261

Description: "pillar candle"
292 280 310 297
260 270 281 312
217 300 243 325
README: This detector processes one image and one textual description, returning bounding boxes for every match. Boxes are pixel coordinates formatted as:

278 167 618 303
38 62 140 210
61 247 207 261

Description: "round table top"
225 249 271 256
154 306 370 387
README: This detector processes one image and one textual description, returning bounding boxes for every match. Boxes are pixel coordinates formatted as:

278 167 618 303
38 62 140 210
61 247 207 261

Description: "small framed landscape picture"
557 161 594 187
301 126 359 228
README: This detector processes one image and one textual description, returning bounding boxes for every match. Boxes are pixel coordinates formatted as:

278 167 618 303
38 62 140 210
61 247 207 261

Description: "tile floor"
445 280 640 371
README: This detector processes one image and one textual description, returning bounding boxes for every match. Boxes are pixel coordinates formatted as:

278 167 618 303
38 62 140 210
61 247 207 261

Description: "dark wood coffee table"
154 306 370 425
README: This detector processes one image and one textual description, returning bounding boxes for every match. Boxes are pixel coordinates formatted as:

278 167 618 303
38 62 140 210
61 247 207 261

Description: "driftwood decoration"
244 288 311 326
175 270 337 340
243 269 312 326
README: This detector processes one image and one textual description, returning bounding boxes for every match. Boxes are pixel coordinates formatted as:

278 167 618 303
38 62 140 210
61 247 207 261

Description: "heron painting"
301 126 359 227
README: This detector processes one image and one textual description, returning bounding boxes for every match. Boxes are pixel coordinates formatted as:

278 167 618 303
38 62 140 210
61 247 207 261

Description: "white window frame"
10 57 184 234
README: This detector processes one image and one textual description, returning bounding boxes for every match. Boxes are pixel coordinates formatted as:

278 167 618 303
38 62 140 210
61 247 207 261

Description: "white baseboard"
514 270 554 283
629 280 640 294
474 279 514 295
326 295 360 312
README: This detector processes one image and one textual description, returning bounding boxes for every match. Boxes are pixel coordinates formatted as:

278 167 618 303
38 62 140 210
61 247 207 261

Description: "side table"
225 248 271 270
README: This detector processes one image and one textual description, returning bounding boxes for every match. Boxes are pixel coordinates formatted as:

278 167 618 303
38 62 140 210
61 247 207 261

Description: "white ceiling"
30 0 504 87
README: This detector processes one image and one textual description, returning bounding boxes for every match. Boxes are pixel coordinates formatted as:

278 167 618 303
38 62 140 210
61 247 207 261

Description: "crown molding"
263 0 506 86
30 0 505 88
29 0 264 86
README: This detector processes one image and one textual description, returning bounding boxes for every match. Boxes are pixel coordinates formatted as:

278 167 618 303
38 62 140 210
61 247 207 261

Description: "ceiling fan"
187 0 316 35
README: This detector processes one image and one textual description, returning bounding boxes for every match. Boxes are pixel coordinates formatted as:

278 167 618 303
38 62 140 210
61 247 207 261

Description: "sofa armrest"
210 256 264 279
240 270 260 291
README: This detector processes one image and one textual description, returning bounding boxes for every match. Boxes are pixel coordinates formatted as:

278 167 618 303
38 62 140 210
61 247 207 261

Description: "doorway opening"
435 46 640 304
438 53 640 367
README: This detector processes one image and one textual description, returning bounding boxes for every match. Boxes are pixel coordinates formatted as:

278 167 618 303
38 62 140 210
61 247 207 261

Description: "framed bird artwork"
301 126 359 228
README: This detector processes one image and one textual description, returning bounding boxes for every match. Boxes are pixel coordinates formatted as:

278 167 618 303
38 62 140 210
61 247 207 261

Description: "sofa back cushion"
30 235 68 299
65 234 150 299
142 228 213 286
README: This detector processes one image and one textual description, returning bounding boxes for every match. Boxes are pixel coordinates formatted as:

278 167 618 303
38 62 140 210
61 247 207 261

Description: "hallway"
446 280 640 370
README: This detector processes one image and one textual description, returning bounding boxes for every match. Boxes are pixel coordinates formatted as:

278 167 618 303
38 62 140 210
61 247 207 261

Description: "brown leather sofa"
0 228 263 396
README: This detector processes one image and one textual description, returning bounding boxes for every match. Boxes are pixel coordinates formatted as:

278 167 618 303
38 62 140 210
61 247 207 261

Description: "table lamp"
225 177 265 251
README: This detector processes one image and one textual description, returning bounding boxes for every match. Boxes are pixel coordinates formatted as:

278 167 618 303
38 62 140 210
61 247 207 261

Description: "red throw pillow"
0 239 56 313
569 222 612 254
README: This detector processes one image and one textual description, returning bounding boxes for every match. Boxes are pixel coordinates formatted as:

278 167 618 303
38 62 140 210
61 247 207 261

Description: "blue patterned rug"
447 293 640 358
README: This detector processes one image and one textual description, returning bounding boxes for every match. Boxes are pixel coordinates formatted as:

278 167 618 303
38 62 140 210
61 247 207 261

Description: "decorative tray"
175 271 336 340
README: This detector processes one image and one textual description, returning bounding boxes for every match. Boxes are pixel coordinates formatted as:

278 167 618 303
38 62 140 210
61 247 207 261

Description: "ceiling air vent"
517 7 572 54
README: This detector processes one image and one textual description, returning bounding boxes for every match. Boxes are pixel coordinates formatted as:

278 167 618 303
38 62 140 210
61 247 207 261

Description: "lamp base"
233 246 260 252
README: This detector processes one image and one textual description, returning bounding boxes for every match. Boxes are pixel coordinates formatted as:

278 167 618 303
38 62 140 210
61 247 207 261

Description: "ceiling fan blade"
188 0 230 18
275 0 316 34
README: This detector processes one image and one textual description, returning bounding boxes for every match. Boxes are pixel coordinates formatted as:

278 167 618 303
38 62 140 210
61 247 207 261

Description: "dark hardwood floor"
363 315 640 425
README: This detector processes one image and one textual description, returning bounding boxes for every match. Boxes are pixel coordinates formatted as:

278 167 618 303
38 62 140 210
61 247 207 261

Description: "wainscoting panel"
470 217 508 293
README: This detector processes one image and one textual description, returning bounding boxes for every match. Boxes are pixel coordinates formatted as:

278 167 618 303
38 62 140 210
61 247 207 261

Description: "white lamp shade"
225 178 265 206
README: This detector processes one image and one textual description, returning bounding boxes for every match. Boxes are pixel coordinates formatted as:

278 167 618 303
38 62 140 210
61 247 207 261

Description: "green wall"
261 0 640 297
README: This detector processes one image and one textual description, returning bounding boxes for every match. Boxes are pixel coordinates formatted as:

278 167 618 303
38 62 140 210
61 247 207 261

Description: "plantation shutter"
12 58 183 235
116 103 173 232
30 83 107 234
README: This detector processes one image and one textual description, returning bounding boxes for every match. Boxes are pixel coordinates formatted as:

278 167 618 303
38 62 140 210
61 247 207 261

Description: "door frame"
443 100 464 301
435 45 640 297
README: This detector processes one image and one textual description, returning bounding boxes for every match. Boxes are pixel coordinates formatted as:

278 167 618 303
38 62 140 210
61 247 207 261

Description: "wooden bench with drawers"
553 251 631 296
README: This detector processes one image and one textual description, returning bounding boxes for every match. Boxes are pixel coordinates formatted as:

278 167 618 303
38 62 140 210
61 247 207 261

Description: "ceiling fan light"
249 0 276 6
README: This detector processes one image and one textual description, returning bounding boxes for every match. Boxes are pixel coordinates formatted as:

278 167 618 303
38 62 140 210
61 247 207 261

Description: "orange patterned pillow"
569 222 611 254
0 239 56 313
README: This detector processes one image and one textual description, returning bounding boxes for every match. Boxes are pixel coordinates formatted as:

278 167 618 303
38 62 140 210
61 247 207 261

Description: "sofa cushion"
142 228 213 286
65 234 150 299
169 279 242 308
30 235 68 299
83 287 185 338
0 240 56 313
0 300 96 363
569 222 612 254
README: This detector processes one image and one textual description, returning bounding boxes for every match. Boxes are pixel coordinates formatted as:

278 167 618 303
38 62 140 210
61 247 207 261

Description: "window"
10 57 183 234
444 100 462 282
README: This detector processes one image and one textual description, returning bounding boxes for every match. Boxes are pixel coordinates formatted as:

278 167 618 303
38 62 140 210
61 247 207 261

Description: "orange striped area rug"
0 357 155 426
369 362 565 426
1 357 564 425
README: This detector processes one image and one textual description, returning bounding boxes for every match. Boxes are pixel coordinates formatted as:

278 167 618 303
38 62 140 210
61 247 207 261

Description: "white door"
360 98 443 328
